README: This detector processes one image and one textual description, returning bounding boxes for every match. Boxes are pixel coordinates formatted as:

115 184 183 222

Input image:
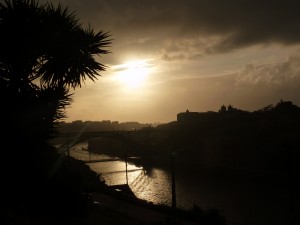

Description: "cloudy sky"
43 0 300 123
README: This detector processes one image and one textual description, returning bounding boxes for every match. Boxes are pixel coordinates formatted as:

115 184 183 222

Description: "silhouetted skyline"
38 0 300 123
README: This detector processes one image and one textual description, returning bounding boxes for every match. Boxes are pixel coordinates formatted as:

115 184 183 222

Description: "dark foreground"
1 184 226 225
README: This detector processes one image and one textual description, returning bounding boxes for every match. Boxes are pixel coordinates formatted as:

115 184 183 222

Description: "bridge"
55 130 152 155
66 144 144 190
55 129 179 217
56 131 147 188
54 129 163 197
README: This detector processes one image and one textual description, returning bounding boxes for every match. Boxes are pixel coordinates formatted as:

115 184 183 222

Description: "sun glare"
114 60 152 89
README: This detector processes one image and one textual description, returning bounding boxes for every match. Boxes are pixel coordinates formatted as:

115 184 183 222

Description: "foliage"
0 0 111 142
0 0 111 220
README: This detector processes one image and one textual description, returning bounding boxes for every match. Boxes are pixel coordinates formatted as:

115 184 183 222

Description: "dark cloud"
44 0 300 58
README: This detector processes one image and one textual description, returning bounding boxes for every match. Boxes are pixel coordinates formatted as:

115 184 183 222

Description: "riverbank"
64 142 300 225
88 183 227 225
0 184 226 225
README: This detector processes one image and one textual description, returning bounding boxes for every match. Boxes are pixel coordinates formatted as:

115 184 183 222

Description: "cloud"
44 0 300 51
236 52 300 86
44 0 300 60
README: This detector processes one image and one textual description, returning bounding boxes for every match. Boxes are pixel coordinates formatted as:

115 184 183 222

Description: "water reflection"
131 168 172 206
70 142 172 206
68 142 297 225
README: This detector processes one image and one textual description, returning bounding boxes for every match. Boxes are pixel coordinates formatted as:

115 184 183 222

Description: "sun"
114 60 152 89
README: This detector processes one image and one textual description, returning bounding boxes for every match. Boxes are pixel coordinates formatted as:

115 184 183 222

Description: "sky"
42 0 300 123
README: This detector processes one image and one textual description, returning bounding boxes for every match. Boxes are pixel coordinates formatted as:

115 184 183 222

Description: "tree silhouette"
0 0 111 143
0 0 111 216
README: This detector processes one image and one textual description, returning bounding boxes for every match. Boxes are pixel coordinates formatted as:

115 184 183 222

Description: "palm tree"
0 1 112 217
0 0 111 143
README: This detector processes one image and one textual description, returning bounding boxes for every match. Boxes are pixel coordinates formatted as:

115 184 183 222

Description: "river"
70 142 299 225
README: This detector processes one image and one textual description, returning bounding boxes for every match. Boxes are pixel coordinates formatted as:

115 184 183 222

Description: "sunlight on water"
70 142 173 206
131 168 172 206
87 161 142 186
64 141 297 225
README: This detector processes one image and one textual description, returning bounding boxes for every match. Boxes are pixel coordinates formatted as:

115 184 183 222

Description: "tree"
0 0 111 212
0 0 111 144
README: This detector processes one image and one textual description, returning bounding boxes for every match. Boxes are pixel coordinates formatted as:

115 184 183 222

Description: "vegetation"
0 0 111 223
0 0 111 142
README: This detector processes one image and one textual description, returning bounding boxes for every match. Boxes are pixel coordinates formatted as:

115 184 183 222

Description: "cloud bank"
49 0 300 59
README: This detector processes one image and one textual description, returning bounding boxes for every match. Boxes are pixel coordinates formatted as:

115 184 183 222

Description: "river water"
70 142 173 207
70 142 299 225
